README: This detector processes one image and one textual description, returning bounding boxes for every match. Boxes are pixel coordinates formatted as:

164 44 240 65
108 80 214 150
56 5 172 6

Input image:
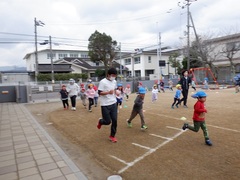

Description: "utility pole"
186 0 190 70
119 42 122 81
49 36 54 83
34 17 44 83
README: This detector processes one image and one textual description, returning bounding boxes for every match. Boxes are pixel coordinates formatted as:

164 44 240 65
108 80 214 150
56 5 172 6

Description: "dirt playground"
26 88 240 180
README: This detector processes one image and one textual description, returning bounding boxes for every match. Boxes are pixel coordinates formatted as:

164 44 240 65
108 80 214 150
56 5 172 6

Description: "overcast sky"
0 0 239 67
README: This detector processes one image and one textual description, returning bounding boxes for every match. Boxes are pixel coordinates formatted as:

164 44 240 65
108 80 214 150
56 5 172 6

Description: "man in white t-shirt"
97 68 118 142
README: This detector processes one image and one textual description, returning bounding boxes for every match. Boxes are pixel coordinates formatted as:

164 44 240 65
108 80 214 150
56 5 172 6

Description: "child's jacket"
193 100 207 121
133 95 144 112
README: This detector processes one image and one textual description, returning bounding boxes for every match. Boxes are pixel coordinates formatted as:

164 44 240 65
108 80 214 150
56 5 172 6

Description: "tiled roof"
38 64 73 72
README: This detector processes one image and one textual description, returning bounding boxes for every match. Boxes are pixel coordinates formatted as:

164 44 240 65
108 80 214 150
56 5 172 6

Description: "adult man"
179 70 192 108
97 68 118 142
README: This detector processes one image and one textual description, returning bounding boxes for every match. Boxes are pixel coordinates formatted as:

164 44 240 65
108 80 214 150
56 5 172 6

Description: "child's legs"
128 110 138 122
176 99 181 105
88 98 94 110
62 100 66 108
187 121 201 132
94 97 98 105
126 94 129 99
200 121 209 140
82 98 86 106
138 109 145 126
172 98 177 106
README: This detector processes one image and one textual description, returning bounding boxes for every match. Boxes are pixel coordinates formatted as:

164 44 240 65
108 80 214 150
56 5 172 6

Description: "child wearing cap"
124 84 131 101
116 83 124 110
59 85 69 110
79 88 87 108
85 84 95 112
151 84 158 103
126 87 148 130
171 84 182 109
182 91 213 146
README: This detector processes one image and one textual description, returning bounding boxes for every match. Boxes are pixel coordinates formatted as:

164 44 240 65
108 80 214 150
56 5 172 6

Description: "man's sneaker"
89 109 92 112
171 106 174 109
109 136 117 143
176 104 179 108
141 125 148 130
205 139 213 146
183 105 188 108
182 123 188 130
126 119 132 128
97 119 102 129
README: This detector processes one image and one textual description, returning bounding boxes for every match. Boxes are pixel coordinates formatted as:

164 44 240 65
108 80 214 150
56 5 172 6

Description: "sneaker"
171 106 174 109
109 136 117 143
183 105 188 108
119 105 122 109
175 105 179 108
72 107 76 111
141 125 148 130
97 119 102 129
126 119 132 128
205 139 213 146
182 123 188 130
89 109 92 112
64 107 67 110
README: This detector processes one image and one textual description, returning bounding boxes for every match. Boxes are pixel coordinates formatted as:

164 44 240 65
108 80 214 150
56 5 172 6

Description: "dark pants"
70 95 77 107
88 98 94 110
99 103 118 137
128 109 145 126
62 99 69 108
180 89 189 106
172 98 180 106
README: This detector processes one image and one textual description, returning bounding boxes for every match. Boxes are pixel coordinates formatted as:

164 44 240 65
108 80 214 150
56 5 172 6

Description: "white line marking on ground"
114 127 186 174
166 126 182 131
132 143 153 150
150 134 173 141
207 124 240 133
109 155 128 165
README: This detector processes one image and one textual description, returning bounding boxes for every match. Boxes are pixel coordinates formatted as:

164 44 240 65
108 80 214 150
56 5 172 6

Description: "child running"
171 84 182 109
124 84 131 101
116 83 124 110
85 84 95 112
182 91 213 146
93 85 99 107
151 84 158 103
59 84 69 110
79 88 87 108
126 87 148 130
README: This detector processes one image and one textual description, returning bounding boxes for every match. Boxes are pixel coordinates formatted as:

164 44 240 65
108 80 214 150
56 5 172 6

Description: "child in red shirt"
182 91 212 146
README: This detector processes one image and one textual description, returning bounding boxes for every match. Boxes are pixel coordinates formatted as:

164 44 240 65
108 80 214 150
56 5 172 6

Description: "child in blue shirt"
171 84 182 109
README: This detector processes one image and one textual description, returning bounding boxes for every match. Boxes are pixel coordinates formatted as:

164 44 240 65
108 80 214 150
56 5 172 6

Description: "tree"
221 41 240 78
168 52 182 75
88 30 117 75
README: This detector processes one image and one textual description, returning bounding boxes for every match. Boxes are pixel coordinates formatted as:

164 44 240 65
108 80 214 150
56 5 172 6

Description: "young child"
159 80 165 93
93 85 99 107
124 84 131 101
151 84 158 103
126 87 148 130
59 84 69 110
85 84 95 112
79 88 87 108
171 84 181 109
116 84 124 110
168 79 173 91
182 91 212 146
192 79 196 91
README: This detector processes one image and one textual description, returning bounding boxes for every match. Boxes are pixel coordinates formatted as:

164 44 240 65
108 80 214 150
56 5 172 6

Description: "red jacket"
192 100 207 121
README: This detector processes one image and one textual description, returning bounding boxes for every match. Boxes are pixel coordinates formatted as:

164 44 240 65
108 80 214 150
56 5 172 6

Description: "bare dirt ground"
26 88 240 180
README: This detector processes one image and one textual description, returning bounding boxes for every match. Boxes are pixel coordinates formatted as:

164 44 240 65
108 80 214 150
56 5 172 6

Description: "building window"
146 70 154 76
125 58 131 65
127 71 132 77
47 53 56 59
70 53 79 58
81 54 89 58
96 62 99 66
58 53 68 59
148 56 151 63
134 57 140 64
135 70 141 77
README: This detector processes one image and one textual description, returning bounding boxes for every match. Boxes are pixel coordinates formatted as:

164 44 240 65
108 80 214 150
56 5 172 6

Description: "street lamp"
40 36 54 83
34 17 45 83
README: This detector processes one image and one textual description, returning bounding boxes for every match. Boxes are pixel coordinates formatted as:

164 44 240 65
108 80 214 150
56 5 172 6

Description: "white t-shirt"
98 78 117 106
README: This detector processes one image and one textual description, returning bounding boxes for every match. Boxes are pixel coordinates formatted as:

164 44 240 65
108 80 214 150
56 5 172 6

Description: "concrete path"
0 103 88 180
